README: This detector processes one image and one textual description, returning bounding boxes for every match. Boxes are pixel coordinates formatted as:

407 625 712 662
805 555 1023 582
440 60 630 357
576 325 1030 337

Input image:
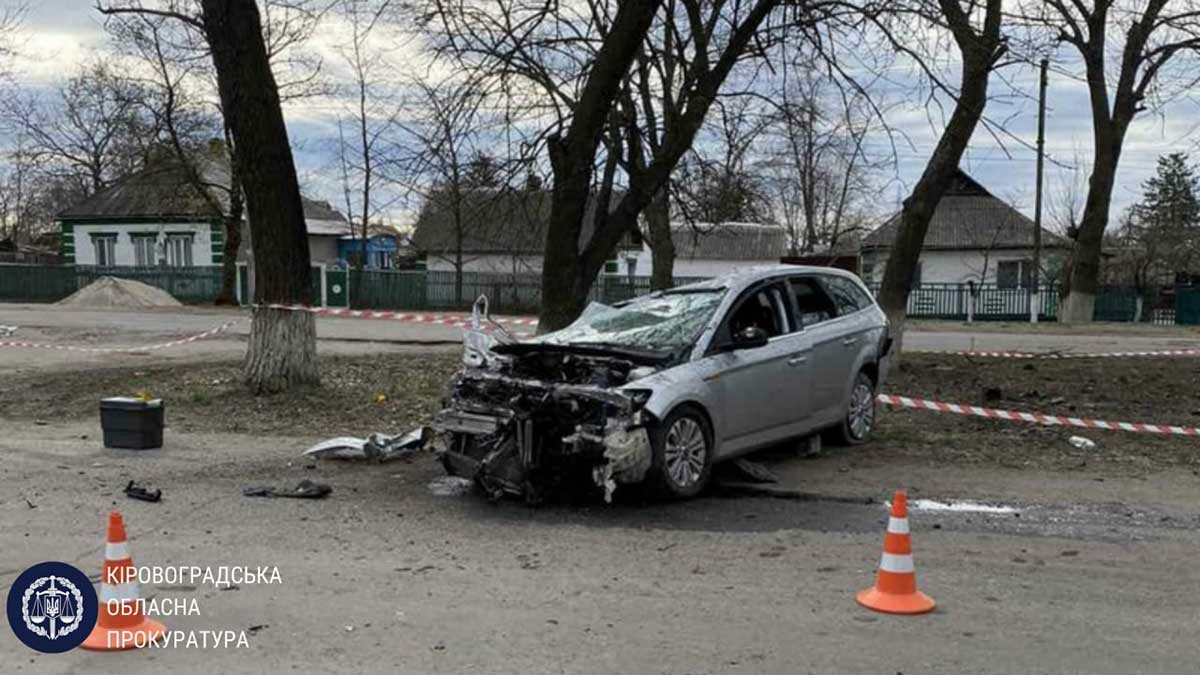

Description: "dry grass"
2 351 1197 474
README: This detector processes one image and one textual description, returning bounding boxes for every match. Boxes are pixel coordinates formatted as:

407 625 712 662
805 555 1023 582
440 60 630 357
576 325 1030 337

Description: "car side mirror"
730 325 769 350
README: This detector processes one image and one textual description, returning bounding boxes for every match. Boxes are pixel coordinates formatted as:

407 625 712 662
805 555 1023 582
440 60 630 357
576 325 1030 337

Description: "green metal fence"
1177 286 1200 325
0 264 76 302
866 283 1060 321
0 264 223 304
350 270 429 310
347 270 709 314
3 263 1194 326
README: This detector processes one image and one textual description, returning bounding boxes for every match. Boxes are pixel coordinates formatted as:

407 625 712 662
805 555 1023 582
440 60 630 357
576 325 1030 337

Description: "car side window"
788 277 839 327
727 283 791 339
822 276 870 316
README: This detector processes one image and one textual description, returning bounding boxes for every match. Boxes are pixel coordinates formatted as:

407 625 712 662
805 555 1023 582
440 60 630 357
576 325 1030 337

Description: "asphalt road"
0 422 1197 673
3 303 1199 672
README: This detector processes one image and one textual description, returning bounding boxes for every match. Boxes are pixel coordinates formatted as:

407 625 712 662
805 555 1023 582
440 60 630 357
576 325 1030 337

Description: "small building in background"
412 187 788 278
336 226 403 269
56 159 352 268
860 170 1070 287
411 189 642 274
622 222 789 278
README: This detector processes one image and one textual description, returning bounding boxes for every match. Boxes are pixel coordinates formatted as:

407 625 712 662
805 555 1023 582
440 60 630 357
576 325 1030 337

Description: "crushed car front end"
433 349 656 503
430 291 725 503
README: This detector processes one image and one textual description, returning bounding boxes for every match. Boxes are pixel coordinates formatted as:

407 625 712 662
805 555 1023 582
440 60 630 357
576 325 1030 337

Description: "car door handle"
841 337 858 347
787 356 808 366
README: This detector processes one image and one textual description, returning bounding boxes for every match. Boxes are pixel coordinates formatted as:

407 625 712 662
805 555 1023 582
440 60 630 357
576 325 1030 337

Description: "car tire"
648 405 714 500
827 370 877 446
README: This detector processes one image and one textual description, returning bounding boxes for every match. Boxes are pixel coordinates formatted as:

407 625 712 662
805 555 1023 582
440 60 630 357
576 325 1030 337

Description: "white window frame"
166 233 194 267
132 234 158 267
91 234 117 267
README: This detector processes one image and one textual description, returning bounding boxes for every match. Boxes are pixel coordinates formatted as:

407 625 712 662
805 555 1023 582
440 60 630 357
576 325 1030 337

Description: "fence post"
1030 287 1039 324
320 264 328 308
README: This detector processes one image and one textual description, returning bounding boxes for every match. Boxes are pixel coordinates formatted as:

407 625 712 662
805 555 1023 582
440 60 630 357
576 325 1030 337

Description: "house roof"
670 222 788 261
412 188 787 261
862 170 1070 251
410 189 622 255
57 157 349 235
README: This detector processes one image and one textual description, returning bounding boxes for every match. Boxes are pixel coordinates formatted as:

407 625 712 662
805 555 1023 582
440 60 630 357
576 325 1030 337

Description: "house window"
371 250 392 269
861 261 875 284
997 260 1033 289
91 234 117 267
132 234 158 267
166 234 194 267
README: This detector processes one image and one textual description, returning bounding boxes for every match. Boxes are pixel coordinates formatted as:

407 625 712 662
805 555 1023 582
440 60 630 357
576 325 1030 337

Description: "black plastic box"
100 398 164 450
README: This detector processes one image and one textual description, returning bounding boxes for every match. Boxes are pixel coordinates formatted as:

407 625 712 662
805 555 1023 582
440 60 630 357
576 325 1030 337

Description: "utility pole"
1031 58 1048 323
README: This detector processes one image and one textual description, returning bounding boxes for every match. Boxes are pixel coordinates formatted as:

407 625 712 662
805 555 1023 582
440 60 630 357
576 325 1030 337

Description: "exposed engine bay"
430 302 663 503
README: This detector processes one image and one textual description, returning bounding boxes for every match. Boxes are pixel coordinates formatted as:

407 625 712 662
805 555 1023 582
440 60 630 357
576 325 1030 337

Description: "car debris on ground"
124 480 162 503
303 427 429 462
242 479 332 499
727 458 780 483
1068 435 1097 451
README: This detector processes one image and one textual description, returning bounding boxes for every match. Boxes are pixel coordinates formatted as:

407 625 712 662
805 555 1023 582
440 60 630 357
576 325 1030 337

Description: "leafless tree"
873 0 1008 355
426 0 861 330
385 75 508 304
0 130 36 243
763 67 879 256
104 12 250 303
332 0 402 270
1012 0 1200 322
2 61 162 198
97 1 329 101
99 0 324 393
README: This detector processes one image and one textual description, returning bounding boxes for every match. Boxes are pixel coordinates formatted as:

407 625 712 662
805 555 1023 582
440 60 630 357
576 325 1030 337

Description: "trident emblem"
29 576 77 640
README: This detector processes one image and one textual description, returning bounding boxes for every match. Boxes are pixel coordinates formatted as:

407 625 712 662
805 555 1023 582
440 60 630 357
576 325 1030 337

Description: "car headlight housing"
623 388 653 411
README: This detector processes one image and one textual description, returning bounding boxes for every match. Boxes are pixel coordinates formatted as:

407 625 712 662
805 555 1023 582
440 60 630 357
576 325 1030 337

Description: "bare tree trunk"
201 0 317 392
876 0 1005 359
538 0 663 332
1060 139 1122 322
646 188 674 290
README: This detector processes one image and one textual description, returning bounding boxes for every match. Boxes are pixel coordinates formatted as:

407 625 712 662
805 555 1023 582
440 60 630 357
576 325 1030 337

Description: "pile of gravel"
57 276 183 308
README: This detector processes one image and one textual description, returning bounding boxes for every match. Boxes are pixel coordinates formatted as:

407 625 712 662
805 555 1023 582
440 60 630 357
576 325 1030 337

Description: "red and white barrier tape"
257 303 538 336
0 320 241 354
941 348 1200 359
877 393 1200 437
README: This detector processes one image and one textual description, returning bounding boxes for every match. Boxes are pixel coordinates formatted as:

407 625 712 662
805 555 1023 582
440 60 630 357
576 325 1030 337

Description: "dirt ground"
879 354 1200 473
2 351 1196 474
3 311 1200 673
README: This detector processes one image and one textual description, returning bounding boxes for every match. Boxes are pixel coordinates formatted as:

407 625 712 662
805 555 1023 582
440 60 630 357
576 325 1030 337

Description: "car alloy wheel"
664 417 707 489
847 377 875 441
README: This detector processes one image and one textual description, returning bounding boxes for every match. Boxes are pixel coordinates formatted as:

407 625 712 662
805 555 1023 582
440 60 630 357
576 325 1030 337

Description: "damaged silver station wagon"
432 265 892 502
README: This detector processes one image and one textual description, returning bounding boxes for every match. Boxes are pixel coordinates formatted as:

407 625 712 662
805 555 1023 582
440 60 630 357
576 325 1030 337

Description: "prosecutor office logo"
7 561 98 653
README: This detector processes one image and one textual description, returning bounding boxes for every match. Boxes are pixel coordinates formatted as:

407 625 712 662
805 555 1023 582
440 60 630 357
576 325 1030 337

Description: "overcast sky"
12 1 1200 229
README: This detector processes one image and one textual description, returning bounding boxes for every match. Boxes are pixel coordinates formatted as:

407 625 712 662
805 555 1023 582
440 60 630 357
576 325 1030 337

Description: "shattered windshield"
535 290 726 353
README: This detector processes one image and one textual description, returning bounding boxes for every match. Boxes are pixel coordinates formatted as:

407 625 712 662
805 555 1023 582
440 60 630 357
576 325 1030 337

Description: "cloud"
9 3 1200 228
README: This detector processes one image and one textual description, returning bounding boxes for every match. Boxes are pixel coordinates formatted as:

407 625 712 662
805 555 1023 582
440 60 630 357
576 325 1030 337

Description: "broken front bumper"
432 402 653 503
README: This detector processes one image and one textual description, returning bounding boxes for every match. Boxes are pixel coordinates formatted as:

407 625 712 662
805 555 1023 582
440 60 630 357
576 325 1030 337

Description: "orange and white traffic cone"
856 489 936 614
81 512 167 650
